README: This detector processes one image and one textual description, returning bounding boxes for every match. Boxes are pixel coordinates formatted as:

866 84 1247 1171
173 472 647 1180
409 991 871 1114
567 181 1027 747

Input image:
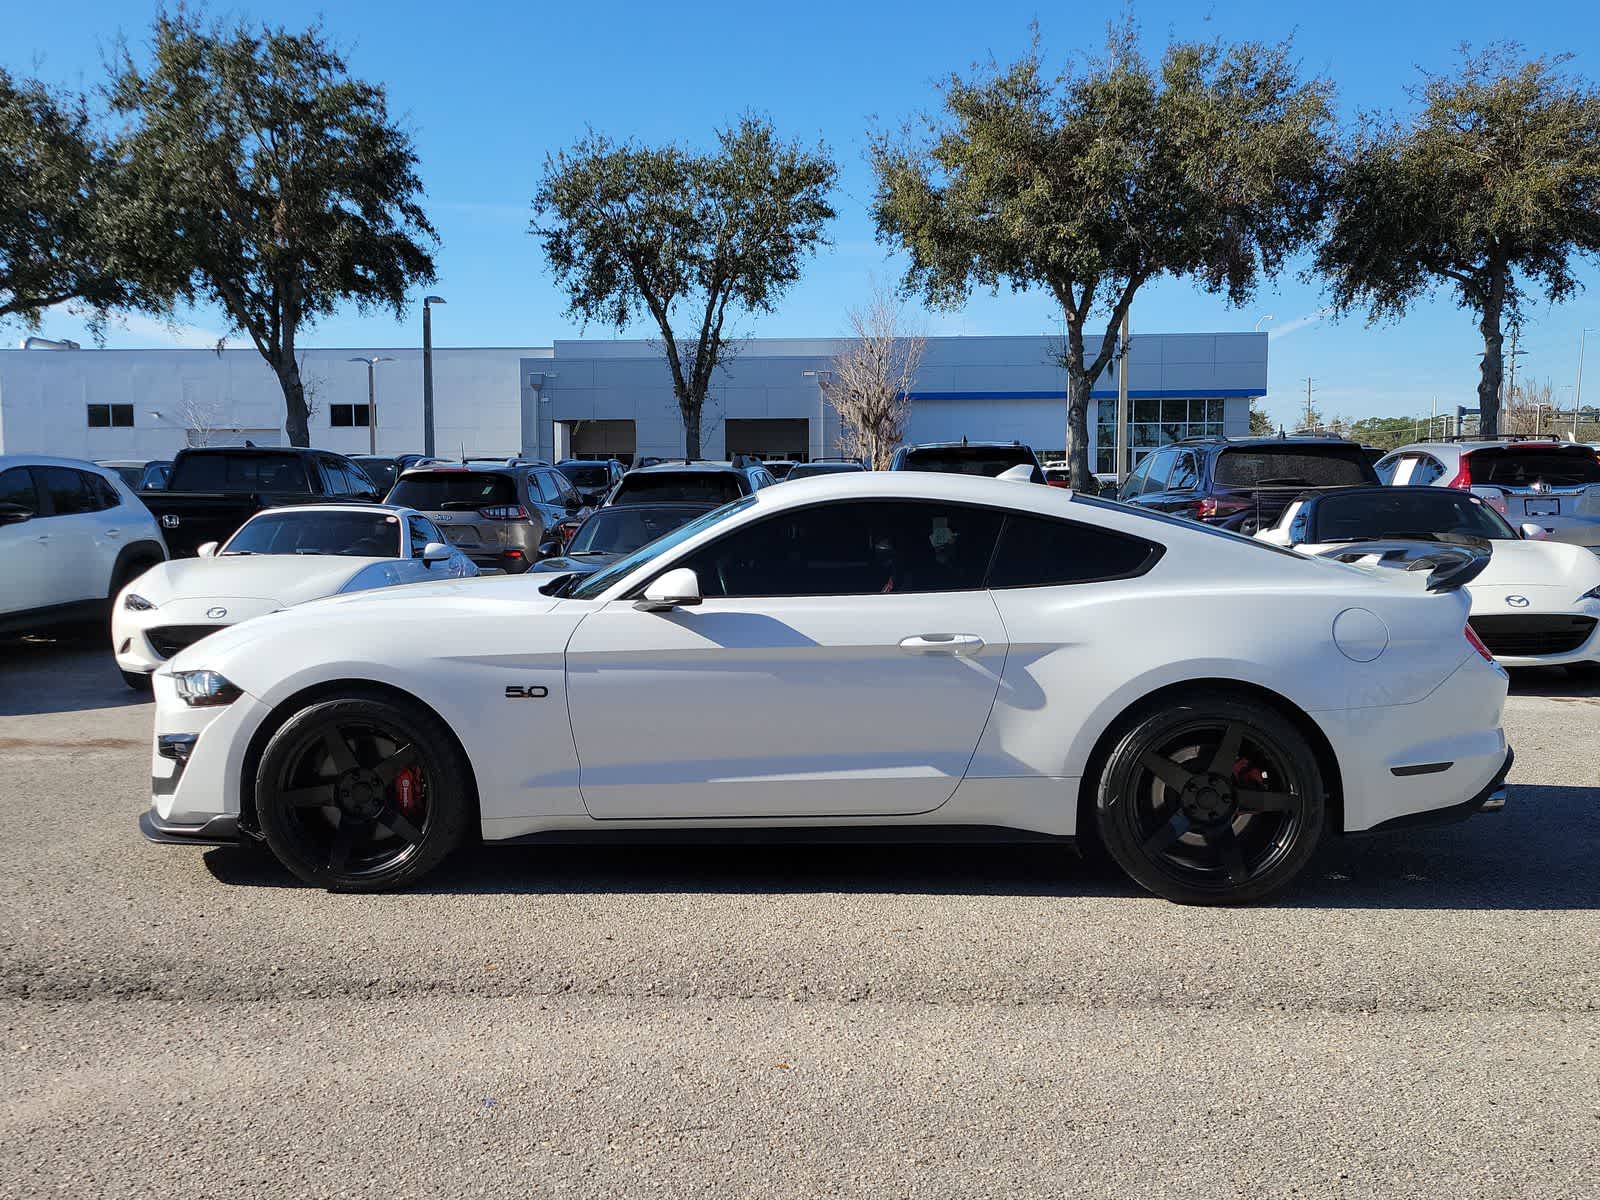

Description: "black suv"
887 441 1045 482
1116 435 1379 534
556 458 627 506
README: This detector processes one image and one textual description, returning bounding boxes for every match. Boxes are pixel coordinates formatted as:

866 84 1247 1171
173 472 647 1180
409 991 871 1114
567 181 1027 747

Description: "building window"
87 403 134 428
1095 397 1226 474
331 404 371 428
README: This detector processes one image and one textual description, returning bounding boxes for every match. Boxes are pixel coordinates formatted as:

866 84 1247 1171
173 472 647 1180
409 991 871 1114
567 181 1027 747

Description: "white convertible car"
142 473 1512 905
1258 486 1600 674
114 504 475 688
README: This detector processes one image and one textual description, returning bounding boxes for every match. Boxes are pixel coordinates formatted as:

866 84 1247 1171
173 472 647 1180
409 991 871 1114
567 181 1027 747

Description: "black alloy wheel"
1095 695 1326 904
254 695 471 891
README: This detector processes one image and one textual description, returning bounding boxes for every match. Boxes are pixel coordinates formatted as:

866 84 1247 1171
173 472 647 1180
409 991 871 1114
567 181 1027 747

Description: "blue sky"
8 0 1600 427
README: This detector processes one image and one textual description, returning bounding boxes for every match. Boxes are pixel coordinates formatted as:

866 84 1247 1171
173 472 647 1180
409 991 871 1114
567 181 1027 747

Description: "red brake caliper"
1234 757 1268 789
392 766 424 821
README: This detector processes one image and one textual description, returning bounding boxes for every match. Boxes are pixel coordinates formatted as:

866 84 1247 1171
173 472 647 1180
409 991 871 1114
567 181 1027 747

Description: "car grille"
1469 614 1597 657
147 625 228 659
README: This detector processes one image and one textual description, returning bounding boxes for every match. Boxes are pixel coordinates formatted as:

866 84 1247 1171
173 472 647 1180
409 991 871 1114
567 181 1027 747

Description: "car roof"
1175 435 1357 448
1385 439 1593 455
250 502 420 520
626 461 747 475
175 445 319 456
396 462 528 476
0 453 122 475
899 441 1032 451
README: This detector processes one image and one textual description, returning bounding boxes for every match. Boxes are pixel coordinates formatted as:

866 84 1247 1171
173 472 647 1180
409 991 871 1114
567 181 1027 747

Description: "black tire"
254 694 472 891
120 669 153 693
1095 693 1326 905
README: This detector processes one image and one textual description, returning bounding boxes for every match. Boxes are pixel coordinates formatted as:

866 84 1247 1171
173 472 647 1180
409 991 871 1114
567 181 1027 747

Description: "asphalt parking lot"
1 634 1596 1199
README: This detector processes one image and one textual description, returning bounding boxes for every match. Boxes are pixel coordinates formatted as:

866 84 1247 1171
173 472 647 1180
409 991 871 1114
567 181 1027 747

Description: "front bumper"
139 809 240 845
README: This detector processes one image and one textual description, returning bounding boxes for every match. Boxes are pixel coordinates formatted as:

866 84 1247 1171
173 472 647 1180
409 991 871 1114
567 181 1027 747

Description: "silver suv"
1375 437 1600 550
385 463 587 573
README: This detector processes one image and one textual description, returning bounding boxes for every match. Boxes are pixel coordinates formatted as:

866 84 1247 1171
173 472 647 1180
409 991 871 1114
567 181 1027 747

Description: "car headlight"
124 593 157 611
172 669 242 707
1580 584 1600 603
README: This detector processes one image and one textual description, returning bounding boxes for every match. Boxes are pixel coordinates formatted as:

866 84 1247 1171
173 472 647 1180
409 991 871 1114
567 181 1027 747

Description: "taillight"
556 519 581 545
1193 496 1250 520
1464 622 1496 665
1445 455 1472 489
479 504 529 521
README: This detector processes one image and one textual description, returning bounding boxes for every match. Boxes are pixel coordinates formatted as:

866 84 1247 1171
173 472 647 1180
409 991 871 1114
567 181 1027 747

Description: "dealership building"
0 332 1265 473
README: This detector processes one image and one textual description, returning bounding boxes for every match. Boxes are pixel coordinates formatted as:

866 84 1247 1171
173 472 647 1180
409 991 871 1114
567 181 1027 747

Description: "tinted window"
352 459 398 490
87 473 122 510
1140 450 1175 495
1466 448 1600 487
388 471 518 510
612 471 745 505
0 467 39 512
676 500 1004 598
787 462 866 480
39 467 97 516
568 505 711 555
1408 455 1446 486
987 514 1162 588
169 453 310 492
1213 446 1374 488
223 510 402 557
569 497 757 600
407 515 442 556
1117 454 1153 500
1374 454 1400 485
1166 451 1200 492
1309 489 1516 543
898 446 1039 479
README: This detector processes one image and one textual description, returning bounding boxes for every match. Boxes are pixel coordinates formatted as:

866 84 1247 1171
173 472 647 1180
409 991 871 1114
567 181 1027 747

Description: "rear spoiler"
1318 541 1491 593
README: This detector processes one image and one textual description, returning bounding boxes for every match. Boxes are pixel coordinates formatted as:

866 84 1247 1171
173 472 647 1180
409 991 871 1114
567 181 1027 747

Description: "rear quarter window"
986 513 1163 588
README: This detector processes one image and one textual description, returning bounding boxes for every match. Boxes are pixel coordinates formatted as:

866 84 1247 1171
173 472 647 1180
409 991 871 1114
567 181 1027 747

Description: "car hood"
135 555 381 606
166 571 568 674
1474 537 1600 589
530 554 611 576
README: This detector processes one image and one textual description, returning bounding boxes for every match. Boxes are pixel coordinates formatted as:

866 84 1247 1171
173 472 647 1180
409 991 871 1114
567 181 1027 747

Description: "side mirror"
634 567 702 612
196 541 218 558
0 503 33 526
421 541 452 566
1520 523 1551 541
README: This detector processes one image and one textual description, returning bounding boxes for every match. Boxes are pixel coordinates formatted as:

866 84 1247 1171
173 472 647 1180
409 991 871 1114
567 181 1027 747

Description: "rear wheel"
120 669 152 693
1095 694 1326 905
254 695 472 891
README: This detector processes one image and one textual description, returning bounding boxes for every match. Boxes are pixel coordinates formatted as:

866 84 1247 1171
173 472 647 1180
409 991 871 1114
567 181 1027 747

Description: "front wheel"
120 669 153 693
1095 694 1326 905
254 694 473 891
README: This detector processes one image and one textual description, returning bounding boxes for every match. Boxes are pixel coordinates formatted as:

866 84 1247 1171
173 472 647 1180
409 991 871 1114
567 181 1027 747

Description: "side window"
1166 451 1200 493
674 500 1004 598
406 515 440 556
986 513 1162 588
549 470 577 503
314 458 341 494
0 467 39 513
1117 455 1153 500
38 467 95 516
1140 450 1174 495
1374 454 1400 485
87 472 122 510
528 470 556 502
1410 455 1446 486
1389 455 1419 486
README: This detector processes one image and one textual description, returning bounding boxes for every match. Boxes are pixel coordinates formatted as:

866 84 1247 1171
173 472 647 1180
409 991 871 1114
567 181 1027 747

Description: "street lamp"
422 295 446 457
1576 327 1596 440
802 369 830 463
1253 314 1276 333
348 356 394 454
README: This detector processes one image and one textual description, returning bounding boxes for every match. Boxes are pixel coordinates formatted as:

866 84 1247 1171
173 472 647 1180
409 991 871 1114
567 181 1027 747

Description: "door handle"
105 528 121 539
899 633 984 655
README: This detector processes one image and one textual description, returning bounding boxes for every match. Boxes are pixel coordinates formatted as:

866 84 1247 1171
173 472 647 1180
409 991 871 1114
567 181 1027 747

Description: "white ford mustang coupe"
114 503 475 688
143 473 1512 904
1258 486 1600 675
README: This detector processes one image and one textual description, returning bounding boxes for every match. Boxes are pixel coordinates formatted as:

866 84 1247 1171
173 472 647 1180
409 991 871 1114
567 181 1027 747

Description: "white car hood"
139 555 380 607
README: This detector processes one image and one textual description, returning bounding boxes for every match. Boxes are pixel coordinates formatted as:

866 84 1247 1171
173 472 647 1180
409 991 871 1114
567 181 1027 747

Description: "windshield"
567 504 712 556
353 458 399 490
223 510 401 557
611 471 745 504
787 462 864 480
1466 448 1600 487
900 447 1038 478
568 496 757 599
559 463 611 488
387 471 518 510
1072 493 1308 561
170 453 309 492
1310 489 1515 543
1214 446 1373 488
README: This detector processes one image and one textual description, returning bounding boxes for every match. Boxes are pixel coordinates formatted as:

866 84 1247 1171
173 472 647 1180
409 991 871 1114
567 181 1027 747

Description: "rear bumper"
1365 747 1512 832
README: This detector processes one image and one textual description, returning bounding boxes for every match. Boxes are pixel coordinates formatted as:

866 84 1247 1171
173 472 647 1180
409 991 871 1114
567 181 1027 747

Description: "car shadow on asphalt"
201 782 1598 909
0 633 148 716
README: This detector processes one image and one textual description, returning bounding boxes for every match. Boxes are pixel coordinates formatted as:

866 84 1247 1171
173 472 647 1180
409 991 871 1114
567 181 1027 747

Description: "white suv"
0 456 168 636
1375 437 1600 551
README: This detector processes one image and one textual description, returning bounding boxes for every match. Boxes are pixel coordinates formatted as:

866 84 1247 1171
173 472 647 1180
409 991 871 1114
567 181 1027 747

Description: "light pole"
422 295 446 457
1253 314 1276 333
801 369 830 463
1576 328 1596 440
348 356 394 453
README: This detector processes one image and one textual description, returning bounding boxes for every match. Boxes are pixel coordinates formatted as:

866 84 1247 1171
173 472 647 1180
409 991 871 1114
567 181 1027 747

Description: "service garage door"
566 420 637 464
726 418 809 462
